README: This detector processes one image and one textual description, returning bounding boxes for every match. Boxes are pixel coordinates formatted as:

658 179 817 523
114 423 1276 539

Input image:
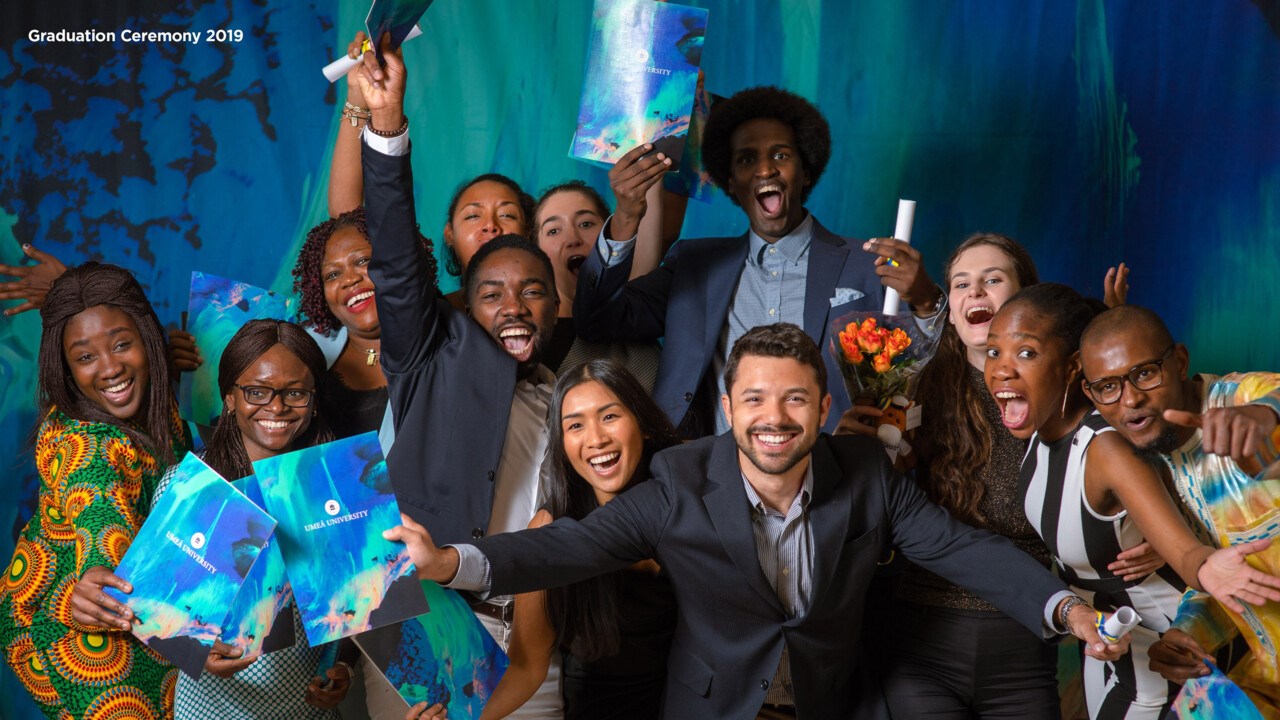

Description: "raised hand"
861 237 938 316
405 701 449 720
205 639 256 678
345 31 370 108
1196 538 1280 613
169 328 203 372
355 33 407 132
1103 263 1129 308
1106 541 1166 581
607 143 672 242
70 566 134 631
0 243 68 316
1165 405 1278 475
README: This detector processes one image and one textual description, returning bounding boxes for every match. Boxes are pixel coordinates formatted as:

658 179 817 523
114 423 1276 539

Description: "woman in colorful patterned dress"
1 262 190 719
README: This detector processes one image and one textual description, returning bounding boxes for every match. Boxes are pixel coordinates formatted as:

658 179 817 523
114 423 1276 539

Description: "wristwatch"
1057 595 1089 635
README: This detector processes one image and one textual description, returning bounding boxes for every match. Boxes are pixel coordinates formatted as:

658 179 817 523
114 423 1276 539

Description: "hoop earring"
1061 383 1071 417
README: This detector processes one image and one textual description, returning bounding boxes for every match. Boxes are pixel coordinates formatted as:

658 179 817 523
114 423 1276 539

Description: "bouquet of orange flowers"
828 311 942 410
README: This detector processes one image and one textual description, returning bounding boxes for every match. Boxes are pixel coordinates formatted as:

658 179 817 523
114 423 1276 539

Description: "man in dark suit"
389 324 1127 720
357 43 559 549
574 87 946 436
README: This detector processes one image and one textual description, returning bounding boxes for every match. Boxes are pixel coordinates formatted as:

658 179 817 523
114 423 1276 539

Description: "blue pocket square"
829 288 864 307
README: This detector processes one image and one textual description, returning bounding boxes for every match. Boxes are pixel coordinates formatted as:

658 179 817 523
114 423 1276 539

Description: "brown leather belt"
469 599 513 624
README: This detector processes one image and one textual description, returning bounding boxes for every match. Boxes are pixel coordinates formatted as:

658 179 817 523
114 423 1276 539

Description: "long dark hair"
38 262 178 464
543 359 680 661
202 319 335 480
913 234 1038 524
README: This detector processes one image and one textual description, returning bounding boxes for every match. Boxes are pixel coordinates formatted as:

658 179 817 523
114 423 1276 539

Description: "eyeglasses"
1082 345 1175 405
235 385 315 408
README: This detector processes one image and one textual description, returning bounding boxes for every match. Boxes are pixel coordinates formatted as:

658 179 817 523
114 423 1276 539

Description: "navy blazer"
574 219 885 434
364 143 517 546
475 433 1066 720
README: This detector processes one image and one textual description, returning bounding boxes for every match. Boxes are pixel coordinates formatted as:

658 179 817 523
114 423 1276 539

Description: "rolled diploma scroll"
1096 606 1141 644
881 199 916 315
322 25 424 83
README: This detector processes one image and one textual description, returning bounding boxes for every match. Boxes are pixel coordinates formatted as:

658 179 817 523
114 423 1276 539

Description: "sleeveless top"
1020 411 1184 620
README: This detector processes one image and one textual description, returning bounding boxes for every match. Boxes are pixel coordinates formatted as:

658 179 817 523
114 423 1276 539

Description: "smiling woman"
1 262 190 718
152 318 353 719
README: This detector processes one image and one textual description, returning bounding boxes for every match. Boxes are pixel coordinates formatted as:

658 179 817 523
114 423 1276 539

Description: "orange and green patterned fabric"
1 407 190 720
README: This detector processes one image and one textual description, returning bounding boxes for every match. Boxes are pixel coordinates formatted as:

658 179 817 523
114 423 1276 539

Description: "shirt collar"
747 212 815 266
518 364 557 395
742 463 814 518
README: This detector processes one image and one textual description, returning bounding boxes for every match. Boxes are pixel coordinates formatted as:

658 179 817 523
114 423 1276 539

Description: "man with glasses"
1078 304 1280 716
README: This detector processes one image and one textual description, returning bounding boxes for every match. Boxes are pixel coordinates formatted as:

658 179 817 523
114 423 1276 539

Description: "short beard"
1133 425 1181 463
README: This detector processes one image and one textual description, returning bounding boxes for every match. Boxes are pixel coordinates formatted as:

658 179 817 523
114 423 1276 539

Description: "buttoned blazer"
475 433 1065 720
364 143 517 546
573 221 885 433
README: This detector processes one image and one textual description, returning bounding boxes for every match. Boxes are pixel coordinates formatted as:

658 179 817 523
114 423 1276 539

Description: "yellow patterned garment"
1 407 189 720
1167 373 1280 719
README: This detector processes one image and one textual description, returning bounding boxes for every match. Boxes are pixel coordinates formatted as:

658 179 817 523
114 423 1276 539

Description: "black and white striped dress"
1020 412 1186 720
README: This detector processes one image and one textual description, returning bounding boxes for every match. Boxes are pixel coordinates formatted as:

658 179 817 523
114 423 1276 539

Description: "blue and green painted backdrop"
3 2 1278 717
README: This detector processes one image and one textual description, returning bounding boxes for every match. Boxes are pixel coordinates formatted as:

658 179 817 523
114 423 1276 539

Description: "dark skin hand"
606 143 671 242
169 328 203 371
0 243 68 316
861 237 938 317
1165 405 1279 477
305 663 353 708
1148 628 1213 681
205 639 256 678
70 566 134 631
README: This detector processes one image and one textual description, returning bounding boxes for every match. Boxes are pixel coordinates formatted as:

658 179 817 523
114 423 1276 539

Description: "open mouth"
498 325 535 362
566 254 587 277
993 390 1030 430
754 183 784 219
256 419 293 432
586 451 622 475
1123 414 1154 432
965 306 994 325
100 378 136 407
346 290 375 311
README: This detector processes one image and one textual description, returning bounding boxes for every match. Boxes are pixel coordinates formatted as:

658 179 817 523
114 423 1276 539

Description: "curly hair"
38 262 178 464
913 234 1038 524
702 86 832 204
292 205 437 336
443 173 536 277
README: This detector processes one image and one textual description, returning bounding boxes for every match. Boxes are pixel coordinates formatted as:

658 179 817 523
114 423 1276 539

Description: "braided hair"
38 262 177 464
292 206 437 336
201 319 335 480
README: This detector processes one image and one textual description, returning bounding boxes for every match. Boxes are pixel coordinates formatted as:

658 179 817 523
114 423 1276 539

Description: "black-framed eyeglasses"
235 385 315 408
1082 344 1175 405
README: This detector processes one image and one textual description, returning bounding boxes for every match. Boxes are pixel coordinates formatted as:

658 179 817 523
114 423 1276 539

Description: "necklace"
365 347 378 366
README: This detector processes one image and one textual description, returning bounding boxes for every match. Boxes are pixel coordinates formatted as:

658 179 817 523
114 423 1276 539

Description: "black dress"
322 369 389 439
561 566 676 720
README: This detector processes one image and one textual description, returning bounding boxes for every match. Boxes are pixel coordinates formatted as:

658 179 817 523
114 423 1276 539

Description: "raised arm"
328 32 370 217
1086 432 1280 612
356 36 446 375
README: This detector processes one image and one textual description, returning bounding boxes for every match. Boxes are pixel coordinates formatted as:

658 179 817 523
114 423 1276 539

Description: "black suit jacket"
573 221 886 434
363 143 516 546
475 433 1066 720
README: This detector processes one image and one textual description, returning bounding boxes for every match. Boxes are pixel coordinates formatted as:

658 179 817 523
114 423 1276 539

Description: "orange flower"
839 329 864 363
855 318 885 354
884 328 912 358
872 350 893 373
